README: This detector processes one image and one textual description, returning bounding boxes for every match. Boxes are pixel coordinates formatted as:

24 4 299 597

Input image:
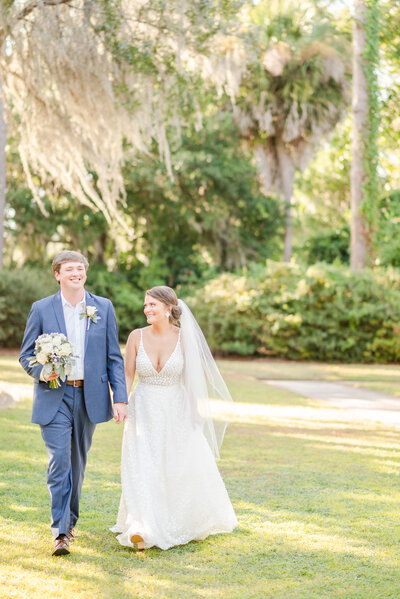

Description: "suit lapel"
52 292 67 336
84 291 96 353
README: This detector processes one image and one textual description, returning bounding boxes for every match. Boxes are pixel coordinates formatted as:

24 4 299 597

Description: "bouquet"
29 333 76 389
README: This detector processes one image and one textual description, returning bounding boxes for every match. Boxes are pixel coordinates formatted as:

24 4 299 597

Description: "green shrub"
0 267 146 347
188 262 400 363
6 263 400 362
375 190 400 267
85 268 145 340
0 269 58 347
303 226 350 265
188 273 260 355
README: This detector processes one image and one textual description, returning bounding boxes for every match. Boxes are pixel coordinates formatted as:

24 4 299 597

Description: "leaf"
43 363 53 376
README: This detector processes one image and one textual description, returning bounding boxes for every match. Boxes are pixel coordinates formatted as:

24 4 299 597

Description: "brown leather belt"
66 379 84 387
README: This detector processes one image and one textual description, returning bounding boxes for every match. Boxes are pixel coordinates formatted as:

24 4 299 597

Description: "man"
19 250 128 556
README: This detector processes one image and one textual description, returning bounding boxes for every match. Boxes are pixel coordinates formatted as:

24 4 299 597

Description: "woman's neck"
151 321 173 336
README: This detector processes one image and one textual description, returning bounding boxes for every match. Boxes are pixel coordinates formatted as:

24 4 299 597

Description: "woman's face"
143 294 169 325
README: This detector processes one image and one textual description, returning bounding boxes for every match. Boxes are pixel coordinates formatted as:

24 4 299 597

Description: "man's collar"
60 290 86 309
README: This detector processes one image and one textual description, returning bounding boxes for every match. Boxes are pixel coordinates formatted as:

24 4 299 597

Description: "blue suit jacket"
19 290 128 425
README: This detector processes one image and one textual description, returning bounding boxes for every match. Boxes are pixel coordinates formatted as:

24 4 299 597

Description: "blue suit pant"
40 386 96 538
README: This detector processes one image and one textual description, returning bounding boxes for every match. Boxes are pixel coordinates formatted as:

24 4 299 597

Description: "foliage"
85 267 145 341
230 1 351 259
7 259 400 361
121 113 283 286
6 185 113 267
189 261 400 362
294 116 351 231
375 189 400 267
0 266 145 347
302 226 350 265
5 114 283 286
0 268 58 347
0 0 245 223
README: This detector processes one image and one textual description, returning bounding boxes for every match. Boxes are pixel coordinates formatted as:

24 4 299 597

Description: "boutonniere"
80 306 101 330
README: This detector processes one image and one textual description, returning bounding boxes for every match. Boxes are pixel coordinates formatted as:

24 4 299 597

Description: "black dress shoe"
52 535 70 556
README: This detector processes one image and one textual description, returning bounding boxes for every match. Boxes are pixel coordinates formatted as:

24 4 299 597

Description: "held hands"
113 402 128 424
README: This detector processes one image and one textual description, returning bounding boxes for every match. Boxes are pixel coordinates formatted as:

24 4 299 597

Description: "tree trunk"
0 93 6 271
351 0 368 271
277 145 295 262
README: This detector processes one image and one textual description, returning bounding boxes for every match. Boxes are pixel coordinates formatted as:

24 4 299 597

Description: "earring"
165 311 170 318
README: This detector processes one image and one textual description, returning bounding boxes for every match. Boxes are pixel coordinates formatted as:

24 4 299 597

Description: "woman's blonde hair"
146 286 182 325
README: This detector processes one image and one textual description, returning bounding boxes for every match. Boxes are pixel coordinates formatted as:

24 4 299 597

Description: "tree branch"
17 0 73 21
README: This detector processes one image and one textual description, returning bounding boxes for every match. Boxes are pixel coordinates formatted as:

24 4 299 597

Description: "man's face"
54 261 87 293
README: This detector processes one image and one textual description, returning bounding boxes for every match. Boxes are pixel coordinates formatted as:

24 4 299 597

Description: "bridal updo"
146 286 182 325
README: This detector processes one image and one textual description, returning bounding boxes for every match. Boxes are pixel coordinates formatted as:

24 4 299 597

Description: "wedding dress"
111 328 237 550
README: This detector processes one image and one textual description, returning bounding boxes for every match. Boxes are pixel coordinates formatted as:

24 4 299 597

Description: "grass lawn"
1 357 400 599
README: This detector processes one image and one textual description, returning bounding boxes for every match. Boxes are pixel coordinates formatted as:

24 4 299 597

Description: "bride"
111 286 237 550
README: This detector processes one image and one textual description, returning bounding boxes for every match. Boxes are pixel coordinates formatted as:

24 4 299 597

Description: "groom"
19 250 128 556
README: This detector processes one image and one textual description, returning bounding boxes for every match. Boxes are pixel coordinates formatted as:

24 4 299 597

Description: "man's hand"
113 402 128 424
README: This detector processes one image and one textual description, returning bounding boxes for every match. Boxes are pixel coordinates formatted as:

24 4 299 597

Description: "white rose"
40 343 53 354
86 306 96 317
36 352 48 365
52 335 63 346
59 343 73 357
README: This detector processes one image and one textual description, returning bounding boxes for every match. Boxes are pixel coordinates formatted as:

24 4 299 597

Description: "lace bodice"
135 329 183 386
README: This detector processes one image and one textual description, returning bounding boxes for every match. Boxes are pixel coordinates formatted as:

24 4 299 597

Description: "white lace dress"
111 329 237 550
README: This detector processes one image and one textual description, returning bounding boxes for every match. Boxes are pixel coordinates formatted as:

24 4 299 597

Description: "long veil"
178 299 233 459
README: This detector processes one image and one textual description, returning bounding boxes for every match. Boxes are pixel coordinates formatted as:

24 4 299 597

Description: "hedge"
0 269 58 347
0 267 145 347
3 263 400 362
188 262 400 363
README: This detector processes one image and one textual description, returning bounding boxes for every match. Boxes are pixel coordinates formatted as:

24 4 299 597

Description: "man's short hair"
52 251 89 274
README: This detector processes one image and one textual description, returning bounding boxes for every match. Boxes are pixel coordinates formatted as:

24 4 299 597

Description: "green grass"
0 357 31 385
1 357 400 598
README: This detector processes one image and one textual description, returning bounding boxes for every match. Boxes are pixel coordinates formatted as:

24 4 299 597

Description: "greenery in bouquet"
29 333 76 389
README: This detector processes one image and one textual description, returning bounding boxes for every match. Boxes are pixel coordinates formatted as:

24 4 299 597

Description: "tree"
0 0 74 269
0 0 244 268
5 113 282 284
350 0 379 271
231 2 351 261
110 113 283 287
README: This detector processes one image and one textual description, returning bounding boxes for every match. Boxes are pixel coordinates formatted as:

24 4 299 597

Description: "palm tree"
233 2 351 261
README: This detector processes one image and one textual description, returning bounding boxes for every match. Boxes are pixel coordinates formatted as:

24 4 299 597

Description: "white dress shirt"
61 291 86 380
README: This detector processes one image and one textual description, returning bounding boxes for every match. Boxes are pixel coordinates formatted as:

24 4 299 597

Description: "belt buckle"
73 380 79 387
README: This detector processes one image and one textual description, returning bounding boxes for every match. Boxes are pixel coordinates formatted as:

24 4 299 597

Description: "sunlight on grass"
1 357 400 598
353 381 400 397
0 357 31 385
219 359 400 383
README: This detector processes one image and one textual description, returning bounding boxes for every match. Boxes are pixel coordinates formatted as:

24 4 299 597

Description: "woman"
111 286 237 550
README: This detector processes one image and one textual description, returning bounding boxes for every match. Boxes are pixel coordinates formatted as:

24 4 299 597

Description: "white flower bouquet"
29 333 76 389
